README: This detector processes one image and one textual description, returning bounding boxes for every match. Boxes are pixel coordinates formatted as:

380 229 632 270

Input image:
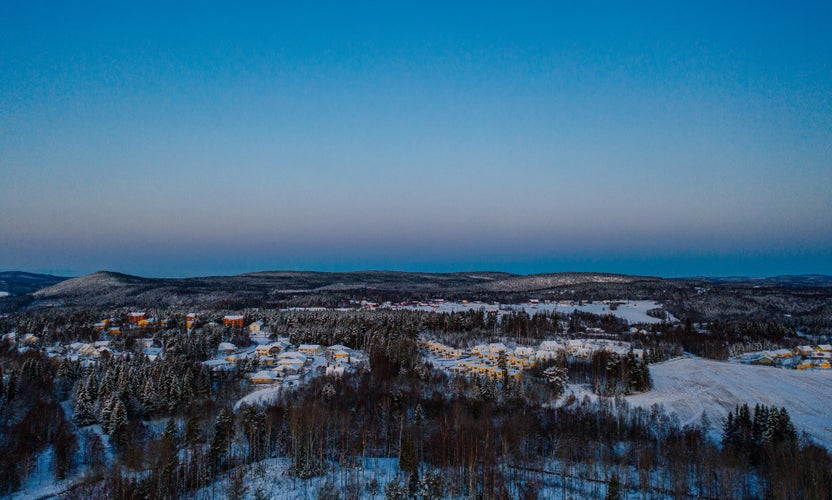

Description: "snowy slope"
626 358 832 447
395 300 674 324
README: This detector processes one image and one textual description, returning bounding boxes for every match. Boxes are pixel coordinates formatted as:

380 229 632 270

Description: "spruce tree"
110 398 129 448
100 396 115 434
73 385 97 427
209 407 235 470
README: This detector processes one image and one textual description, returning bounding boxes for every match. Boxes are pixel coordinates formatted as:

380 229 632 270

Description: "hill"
0 271 69 296
21 269 832 320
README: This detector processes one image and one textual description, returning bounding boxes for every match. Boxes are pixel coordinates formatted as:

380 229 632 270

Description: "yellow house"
249 371 279 384
333 351 350 361
298 344 322 355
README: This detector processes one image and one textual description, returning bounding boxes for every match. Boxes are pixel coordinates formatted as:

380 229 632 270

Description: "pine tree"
752 404 769 446
140 378 158 416
162 418 178 447
777 407 796 441
100 396 115 434
196 366 212 398
722 411 737 449
180 370 195 405
322 383 336 402
185 415 202 446
476 376 497 402
73 385 97 427
241 406 267 461
110 398 128 440
543 365 568 400
209 407 235 470
399 434 417 475
764 407 781 443
737 404 752 449
414 403 425 426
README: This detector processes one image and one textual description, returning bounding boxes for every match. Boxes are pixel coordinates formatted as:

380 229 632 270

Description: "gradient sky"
2 1 831 278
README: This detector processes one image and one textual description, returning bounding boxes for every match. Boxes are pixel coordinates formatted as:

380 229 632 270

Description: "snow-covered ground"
392 300 674 325
626 357 832 447
0 291 10 298
196 457 401 499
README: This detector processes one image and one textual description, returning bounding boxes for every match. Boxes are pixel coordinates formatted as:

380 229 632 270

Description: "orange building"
128 312 147 325
223 315 244 328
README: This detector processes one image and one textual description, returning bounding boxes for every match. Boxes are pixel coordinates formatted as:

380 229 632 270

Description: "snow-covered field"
626 357 832 447
393 300 674 324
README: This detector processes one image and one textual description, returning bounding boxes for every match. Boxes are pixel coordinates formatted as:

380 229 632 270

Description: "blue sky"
1 1 831 278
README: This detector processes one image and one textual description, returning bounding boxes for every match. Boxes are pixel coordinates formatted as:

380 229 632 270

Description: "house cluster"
206 319 368 387
92 312 169 335
2 332 40 346
421 337 643 380
242 342 367 386
64 340 114 360
744 344 832 370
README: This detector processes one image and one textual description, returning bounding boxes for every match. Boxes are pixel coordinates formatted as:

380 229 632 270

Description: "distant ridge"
31 269 664 307
10 269 829 320
0 271 69 296
691 275 832 287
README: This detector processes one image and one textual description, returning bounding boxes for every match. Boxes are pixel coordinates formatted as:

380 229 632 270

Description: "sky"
1 1 831 278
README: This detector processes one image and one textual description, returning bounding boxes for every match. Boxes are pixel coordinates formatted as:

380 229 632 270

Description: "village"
738 344 832 370
1 310 369 395
420 336 644 380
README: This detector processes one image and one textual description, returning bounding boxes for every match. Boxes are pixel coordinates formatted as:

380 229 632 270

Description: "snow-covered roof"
249 370 278 380
327 344 351 352
278 352 307 362
539 341 561 351
218 342 237 351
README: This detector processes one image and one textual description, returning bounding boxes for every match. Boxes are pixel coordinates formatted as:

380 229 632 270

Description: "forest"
0 306 830 498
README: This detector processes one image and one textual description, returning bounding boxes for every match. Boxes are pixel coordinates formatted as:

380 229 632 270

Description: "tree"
241 406 267 461
53 418 77 480
322 383 336 402
399 434 417 475
73 385 96 427
606 474 620 500
209 407 235 471
109 398 128 448
543 365 568 400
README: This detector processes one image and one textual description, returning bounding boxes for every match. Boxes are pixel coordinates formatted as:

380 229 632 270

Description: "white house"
539 340 561 352
488 343 508 354
218 342 237 353
514 346 535 357
298 344 322 355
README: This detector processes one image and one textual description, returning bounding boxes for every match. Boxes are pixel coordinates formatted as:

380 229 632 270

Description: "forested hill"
0 271 69 296
13 269 830 321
